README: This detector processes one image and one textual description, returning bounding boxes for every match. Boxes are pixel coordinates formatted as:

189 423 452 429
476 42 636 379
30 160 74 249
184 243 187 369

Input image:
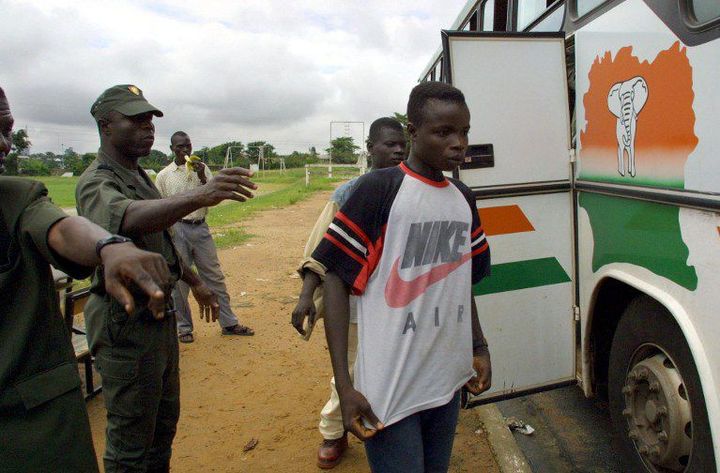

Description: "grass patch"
207 177 338 230
21 169 357 250
210 227 254 248
25 168 354 209
18 176 80 208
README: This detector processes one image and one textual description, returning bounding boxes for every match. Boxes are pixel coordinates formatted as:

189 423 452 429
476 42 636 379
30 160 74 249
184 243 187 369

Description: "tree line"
4 114 409 176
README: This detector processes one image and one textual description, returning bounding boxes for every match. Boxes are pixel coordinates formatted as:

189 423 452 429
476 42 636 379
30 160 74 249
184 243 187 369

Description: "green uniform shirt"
76 150 181 283
0 177 91 406
76 150 181 352
0 177 98 473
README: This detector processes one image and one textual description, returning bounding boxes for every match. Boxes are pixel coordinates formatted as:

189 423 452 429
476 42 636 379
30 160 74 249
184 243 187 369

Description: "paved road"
495 386 625 472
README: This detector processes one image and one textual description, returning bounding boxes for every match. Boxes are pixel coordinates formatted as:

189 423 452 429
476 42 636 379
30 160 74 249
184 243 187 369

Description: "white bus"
419 1 720 471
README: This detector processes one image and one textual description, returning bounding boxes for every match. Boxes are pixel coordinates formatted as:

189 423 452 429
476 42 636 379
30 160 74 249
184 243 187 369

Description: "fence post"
328 165 333 179
305 165 310 186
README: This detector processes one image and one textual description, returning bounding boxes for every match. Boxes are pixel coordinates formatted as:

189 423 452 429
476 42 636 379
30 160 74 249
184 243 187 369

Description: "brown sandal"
179 333 194 343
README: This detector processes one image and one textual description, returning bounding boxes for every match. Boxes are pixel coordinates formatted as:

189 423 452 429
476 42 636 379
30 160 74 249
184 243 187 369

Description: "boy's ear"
407 122 417 140
366 140 374 154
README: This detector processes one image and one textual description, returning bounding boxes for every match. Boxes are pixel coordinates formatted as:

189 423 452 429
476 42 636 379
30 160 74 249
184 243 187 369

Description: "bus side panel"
474 192 575 398
575 1 720 464
577 197 720 465
575 0 720 195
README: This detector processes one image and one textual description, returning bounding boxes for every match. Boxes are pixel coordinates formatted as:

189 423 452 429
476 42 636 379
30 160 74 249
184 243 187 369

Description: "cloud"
0 0 466 154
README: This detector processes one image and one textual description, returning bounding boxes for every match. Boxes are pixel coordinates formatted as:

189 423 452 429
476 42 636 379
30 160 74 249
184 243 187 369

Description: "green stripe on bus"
473 257 571 296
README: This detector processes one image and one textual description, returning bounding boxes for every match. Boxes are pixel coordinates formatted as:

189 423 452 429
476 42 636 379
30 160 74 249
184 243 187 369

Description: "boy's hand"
190 282 219 322
291 294 316 335
339 387 384 441
466 350 492 395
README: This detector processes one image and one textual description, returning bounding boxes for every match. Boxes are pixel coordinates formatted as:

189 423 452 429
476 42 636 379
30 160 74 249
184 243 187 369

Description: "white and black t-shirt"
313 162 490 426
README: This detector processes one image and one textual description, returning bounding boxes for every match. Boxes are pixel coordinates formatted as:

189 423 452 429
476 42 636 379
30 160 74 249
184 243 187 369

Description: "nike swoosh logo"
385 252 472 308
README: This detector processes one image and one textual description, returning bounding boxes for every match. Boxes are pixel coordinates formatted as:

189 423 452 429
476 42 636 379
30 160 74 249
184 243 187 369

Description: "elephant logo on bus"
607 76 648 177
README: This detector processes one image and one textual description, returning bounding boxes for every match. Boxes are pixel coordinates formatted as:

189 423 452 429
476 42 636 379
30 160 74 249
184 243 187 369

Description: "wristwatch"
95 235 134 258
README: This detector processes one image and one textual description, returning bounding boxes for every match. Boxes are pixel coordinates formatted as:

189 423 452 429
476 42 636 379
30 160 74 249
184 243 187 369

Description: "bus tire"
608 295 716 472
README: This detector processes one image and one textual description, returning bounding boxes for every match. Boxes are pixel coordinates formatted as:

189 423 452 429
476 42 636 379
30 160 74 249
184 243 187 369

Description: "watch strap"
96 235 133 258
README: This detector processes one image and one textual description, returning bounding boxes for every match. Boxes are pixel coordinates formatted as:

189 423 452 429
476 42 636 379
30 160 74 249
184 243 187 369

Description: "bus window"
689 0 720 24
469 10 479 31
575 0 609 18
517 0 548 30
481 0 495 31
530 4 565 31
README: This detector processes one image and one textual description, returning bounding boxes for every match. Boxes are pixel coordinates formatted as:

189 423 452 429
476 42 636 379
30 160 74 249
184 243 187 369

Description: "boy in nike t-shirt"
312 81 492 473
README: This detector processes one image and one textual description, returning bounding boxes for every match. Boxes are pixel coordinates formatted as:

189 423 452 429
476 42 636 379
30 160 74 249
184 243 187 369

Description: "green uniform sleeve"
76 174 133 235
20 194 92 280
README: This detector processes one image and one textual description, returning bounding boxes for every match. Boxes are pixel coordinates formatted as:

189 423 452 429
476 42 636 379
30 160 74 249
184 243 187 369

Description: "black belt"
181 218 205 225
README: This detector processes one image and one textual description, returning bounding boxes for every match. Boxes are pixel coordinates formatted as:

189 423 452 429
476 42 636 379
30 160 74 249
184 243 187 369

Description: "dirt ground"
86 188 501 473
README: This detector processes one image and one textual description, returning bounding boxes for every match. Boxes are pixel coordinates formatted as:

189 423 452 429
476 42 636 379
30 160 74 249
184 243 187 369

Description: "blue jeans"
364 391 461 473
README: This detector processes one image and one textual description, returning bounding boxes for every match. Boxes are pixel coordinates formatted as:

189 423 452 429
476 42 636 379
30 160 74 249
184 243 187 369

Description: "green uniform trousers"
92 300 180 473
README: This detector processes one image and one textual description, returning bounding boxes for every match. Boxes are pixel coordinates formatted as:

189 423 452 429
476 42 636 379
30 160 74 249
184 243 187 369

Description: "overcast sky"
0 0 467 155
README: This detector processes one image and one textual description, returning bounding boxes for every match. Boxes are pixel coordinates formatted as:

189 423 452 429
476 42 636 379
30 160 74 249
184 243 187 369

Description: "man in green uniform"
0 86 174 472
76 84 257 473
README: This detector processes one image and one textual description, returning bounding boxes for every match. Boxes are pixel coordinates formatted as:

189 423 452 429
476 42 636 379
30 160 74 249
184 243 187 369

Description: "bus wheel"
608 296 716 472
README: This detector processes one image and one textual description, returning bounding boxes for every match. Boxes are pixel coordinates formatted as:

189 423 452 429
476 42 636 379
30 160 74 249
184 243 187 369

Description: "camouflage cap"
90 84 163 120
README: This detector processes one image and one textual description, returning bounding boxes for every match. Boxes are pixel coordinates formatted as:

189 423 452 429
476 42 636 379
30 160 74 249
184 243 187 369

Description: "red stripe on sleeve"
472 242 489 256
472 225 484 238
335 211 372 248
324 232 366 266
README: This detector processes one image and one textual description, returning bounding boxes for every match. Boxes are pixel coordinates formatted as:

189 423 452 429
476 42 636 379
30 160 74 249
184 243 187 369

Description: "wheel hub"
622 352 692 472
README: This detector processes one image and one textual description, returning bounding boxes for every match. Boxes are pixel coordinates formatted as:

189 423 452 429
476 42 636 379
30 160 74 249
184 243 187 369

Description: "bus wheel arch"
607 295 716 472
586 277 642 399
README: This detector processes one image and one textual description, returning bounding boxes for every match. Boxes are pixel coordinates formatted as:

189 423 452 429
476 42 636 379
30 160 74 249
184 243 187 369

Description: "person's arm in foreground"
121 167 257 237
179 259 220 323
291 199 338 335
466 298 492 394
48 215 171 318
291 270 320 335
324 272 384 440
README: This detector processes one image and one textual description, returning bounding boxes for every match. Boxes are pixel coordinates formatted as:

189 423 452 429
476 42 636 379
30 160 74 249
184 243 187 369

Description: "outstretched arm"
121 167 257 237
48 216 170 318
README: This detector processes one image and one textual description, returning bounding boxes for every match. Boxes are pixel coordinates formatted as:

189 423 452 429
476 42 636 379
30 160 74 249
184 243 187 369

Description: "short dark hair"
368 117 404 143
0 86 7 102
407 82 467 127
170 131 189 145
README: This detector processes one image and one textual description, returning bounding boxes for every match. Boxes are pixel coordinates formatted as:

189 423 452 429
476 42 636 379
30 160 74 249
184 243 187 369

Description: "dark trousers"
93 306 180 473
364 391 461 473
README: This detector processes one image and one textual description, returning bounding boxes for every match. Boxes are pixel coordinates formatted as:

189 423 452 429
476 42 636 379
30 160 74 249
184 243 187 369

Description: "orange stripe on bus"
478 205 535 236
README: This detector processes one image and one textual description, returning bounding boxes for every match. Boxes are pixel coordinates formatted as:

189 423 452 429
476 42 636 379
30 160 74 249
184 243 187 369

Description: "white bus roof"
418 0 480 82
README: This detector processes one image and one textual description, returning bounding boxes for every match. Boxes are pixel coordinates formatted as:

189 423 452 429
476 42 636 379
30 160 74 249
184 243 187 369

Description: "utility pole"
329 120 365 173
223 145 244 168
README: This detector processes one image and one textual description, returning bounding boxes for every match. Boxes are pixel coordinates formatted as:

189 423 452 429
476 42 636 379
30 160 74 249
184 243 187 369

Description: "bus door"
442 32 576 404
